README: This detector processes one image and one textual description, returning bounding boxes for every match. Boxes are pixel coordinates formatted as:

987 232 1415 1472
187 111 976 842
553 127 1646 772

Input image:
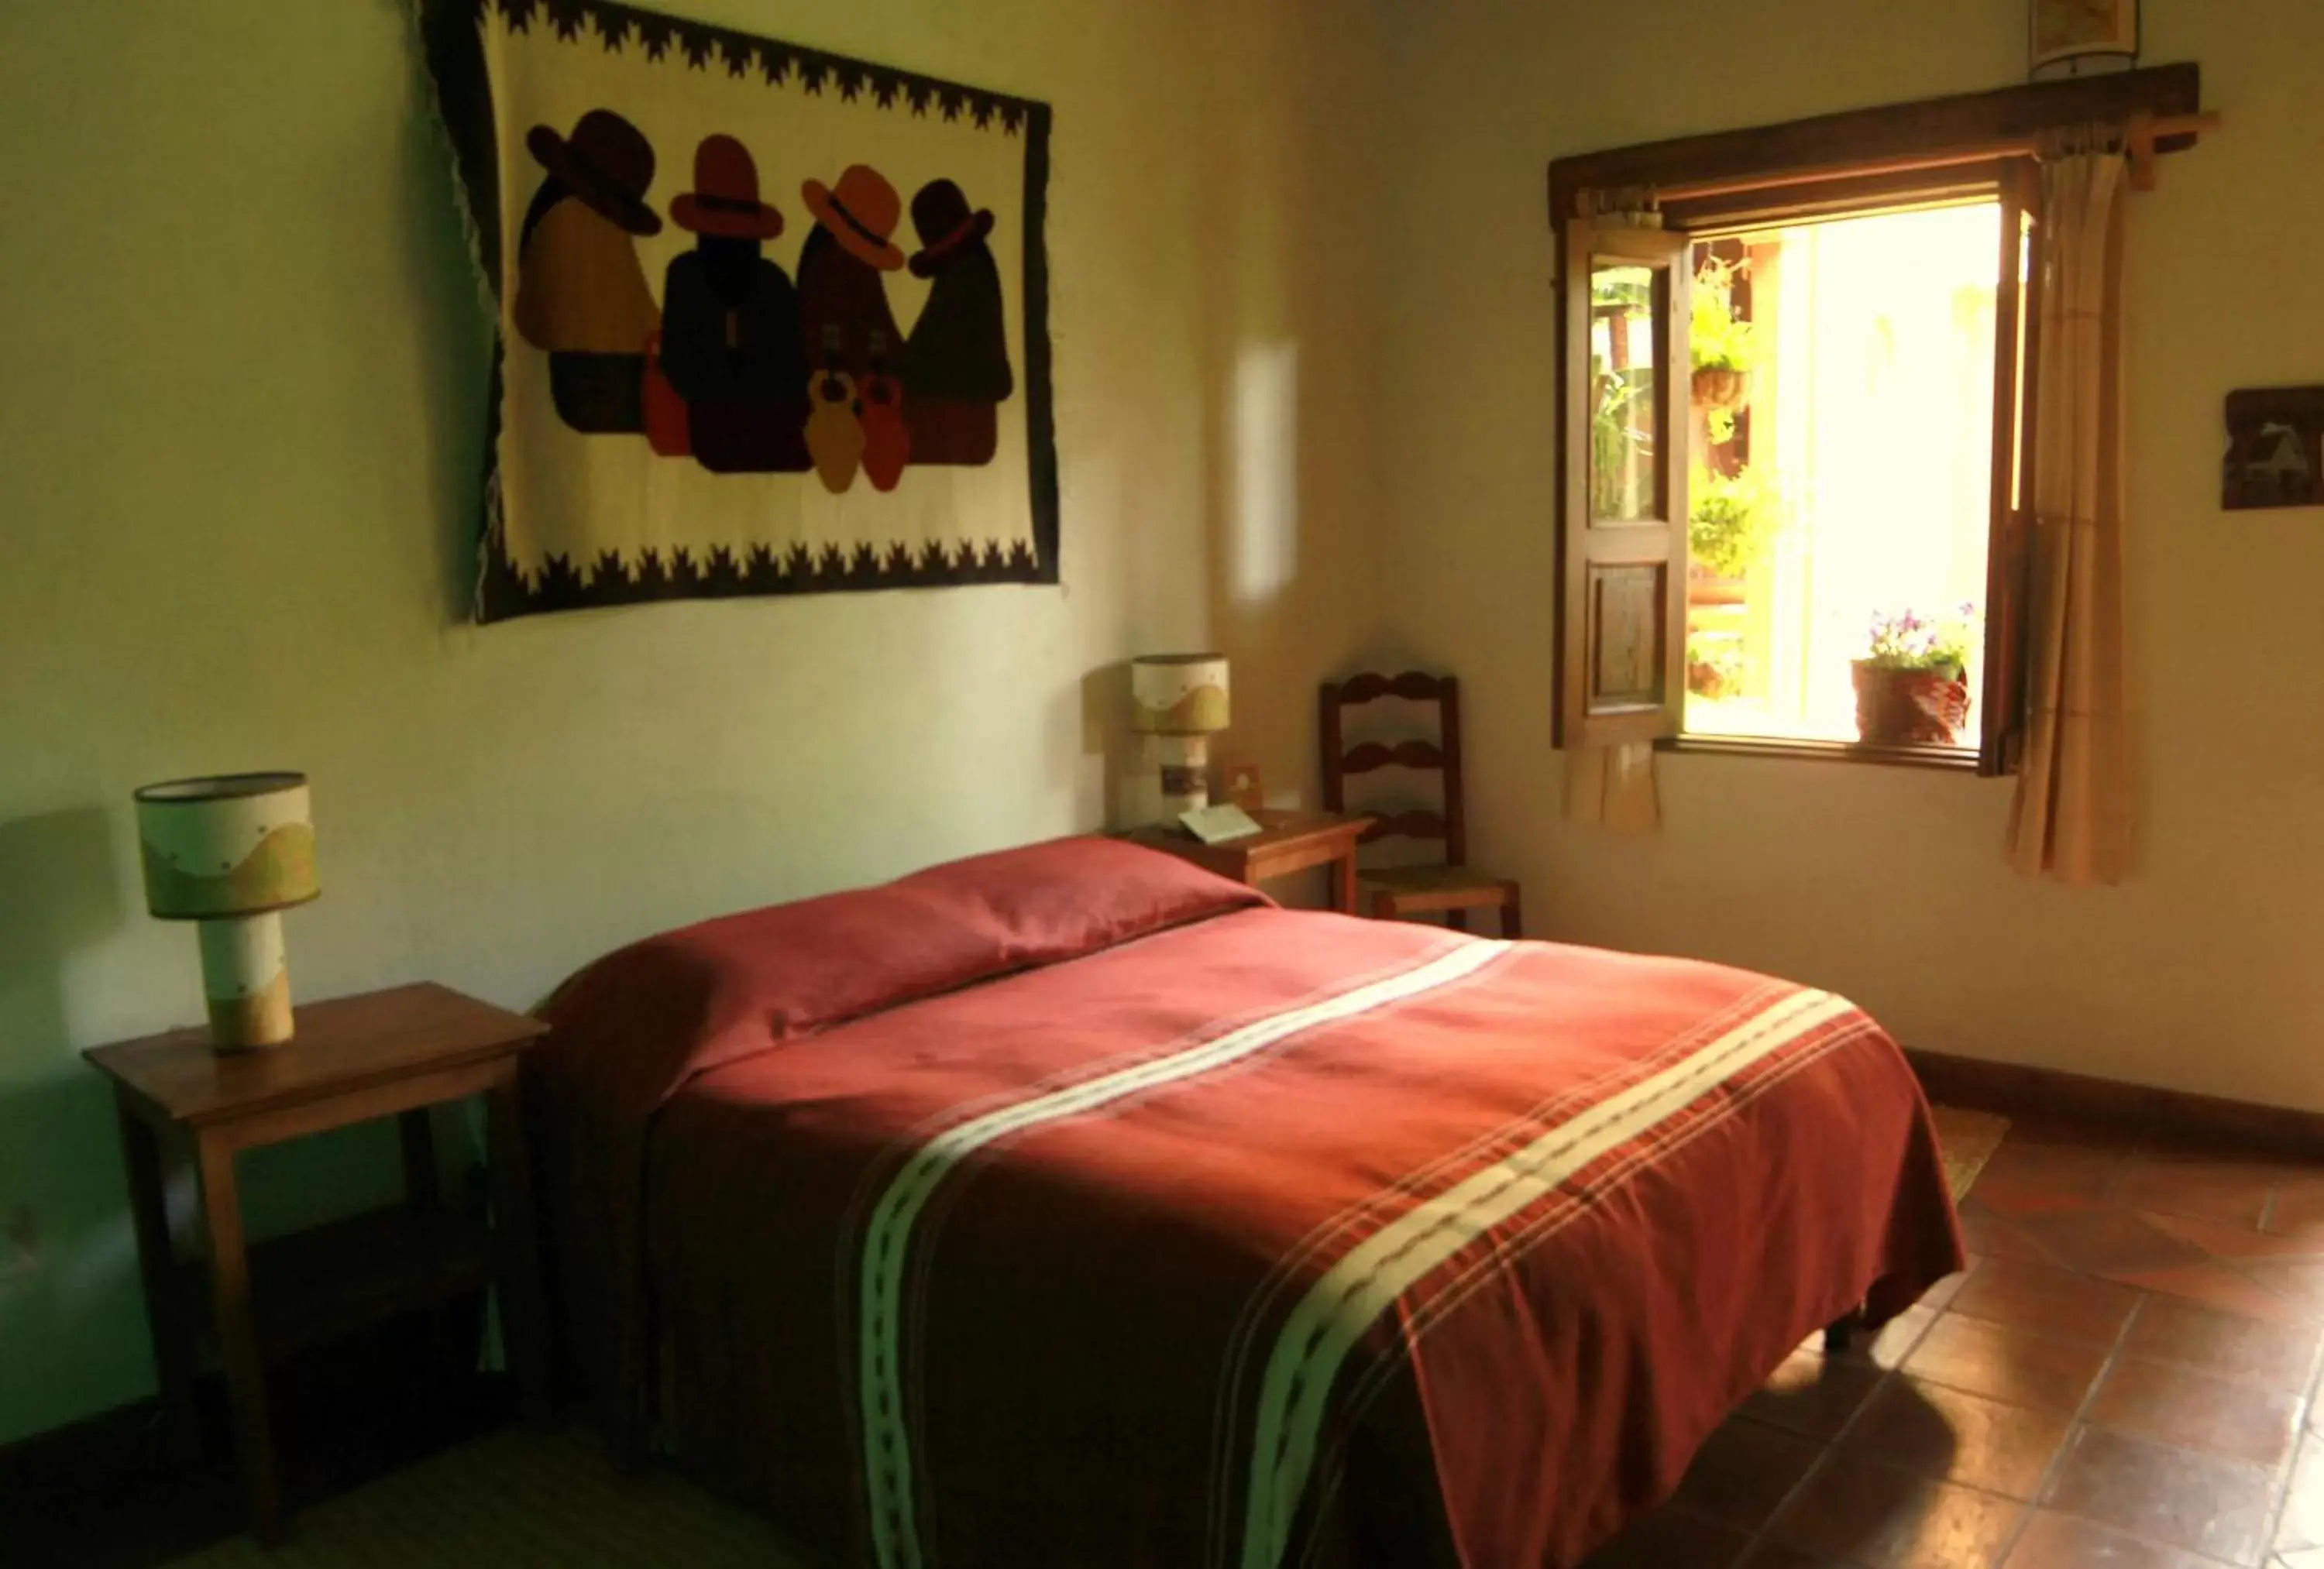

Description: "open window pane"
1558 219 1689 751
1680 201 1999 750
1589 264 1663 523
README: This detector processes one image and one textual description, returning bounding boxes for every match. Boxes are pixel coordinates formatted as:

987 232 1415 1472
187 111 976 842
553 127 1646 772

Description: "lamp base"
1153 733 1213 819
197 912 295 1050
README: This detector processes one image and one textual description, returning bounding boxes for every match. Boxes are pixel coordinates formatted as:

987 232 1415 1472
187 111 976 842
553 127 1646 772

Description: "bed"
527 836 1963 1569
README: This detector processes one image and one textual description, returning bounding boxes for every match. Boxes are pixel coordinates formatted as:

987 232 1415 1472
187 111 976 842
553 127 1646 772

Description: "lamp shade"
1130 654 1230 735
134 773 320 920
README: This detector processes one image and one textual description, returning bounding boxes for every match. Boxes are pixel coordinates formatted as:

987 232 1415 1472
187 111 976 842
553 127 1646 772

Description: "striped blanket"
530 838 1961 1568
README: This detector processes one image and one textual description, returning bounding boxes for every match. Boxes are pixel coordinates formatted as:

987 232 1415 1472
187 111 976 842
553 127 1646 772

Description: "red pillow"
535 834 1267 1112
896 833 1271 966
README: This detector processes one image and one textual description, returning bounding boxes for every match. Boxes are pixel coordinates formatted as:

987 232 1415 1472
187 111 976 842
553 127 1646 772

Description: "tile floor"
1582 1114 2324 1569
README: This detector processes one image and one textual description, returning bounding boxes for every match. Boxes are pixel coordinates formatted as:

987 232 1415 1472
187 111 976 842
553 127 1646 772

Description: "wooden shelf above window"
1549 63 2208 225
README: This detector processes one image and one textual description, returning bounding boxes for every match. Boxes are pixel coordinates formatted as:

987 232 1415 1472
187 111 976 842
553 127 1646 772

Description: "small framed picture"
2223 387 2324 511
2030 0 2138 78
1222 762 1265 812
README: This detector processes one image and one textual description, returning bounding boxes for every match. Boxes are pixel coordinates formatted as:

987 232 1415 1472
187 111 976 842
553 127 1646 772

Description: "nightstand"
84 983 550 1543
1126 809 1374 912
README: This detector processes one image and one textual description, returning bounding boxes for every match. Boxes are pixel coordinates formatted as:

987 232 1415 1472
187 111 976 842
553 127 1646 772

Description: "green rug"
170 1111 2006 1565
165 1424 812 1567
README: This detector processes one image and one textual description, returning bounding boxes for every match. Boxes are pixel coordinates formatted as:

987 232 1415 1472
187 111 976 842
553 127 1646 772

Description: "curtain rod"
1630 111 2220 207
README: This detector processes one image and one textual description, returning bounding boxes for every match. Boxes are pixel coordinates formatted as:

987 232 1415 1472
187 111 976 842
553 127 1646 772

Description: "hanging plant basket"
1851 661 1970 747
1692 366 1751 412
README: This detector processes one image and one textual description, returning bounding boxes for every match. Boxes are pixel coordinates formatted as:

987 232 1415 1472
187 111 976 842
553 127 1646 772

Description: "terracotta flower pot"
1692 366 1749 411
1851 661 1970 747
1685 560 1745 607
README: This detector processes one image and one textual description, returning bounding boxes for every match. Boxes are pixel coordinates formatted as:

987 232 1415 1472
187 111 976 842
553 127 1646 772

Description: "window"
1680 200 2014 755
1549 66 2204 774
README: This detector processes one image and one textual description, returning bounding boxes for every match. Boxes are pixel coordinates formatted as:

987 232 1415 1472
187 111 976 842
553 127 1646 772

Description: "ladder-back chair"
1319 671 1523 937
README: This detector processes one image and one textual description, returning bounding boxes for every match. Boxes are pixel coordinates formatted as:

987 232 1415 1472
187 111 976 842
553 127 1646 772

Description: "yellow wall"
0 0 1384 1443
1373 1 2324 1107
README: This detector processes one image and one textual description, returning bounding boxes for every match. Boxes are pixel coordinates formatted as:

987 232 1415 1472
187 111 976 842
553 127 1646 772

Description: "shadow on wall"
0 1073 156 1444
389 2 500 627
0 807 160 1441
1184 6 1392 822
0 806 125 1058
1079 661 1147 828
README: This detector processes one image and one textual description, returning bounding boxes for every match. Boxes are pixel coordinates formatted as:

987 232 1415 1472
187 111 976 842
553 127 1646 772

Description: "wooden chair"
1320 671 1524 938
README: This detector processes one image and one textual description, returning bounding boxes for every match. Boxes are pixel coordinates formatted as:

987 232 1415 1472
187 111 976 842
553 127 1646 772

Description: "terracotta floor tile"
1820 1306 1941 1374
2002 1509 2228 1567
2139 1210 2324 1264
2113 1263 2318 1326
2086 1358 2302 1468
1744 1347 1886 1440
2265 1180 2324 1241
2042 1424 2276 1565
2274 1433 2324 1555
1843 1375 2074 1501
1904 1314 2111 1413
1975 1185 2113 1221
2124 1296 2322 1392
1978 1139 2126 1196
1971 1166 2119 1227
1951 1258 2142 1347
2238 1262 2324 1317
1579 1502 1750 1568
2117 1157 2283 1230
2013 1209 2211 1279
1921 1266 1976 1313
1771 1454 2023 1567
1957 1205 2061 1267
1674 1418 1827 1533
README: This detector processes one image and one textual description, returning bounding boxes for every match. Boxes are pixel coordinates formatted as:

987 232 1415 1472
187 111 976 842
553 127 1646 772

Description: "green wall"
0 0 1387 1444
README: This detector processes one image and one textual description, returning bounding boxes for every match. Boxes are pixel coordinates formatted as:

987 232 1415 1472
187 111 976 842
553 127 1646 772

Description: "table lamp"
1131 654 1230 818
134 773 320 1050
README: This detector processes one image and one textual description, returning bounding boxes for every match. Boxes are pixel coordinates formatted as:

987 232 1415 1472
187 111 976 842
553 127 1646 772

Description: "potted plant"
1853 603 1975 746
1690 256 1759 424
1688 463 1782 602
1686 636 1743 699
1588 270 1657 518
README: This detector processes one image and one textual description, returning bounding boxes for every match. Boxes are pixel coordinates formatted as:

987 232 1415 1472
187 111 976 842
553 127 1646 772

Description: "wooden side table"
1126 809 1374 912
84 983 550 1543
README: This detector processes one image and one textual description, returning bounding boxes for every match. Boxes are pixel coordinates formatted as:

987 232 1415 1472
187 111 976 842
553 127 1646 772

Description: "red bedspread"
531 837 1962 1569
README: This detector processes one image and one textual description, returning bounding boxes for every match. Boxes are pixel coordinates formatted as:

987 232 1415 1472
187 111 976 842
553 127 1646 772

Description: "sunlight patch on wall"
1231 342 1301 605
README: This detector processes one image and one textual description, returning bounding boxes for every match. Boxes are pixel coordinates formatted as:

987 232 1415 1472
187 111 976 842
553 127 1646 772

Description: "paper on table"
1179 803 1263 843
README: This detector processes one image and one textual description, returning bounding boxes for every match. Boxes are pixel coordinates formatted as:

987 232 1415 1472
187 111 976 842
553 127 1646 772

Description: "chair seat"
1357 863 1519 913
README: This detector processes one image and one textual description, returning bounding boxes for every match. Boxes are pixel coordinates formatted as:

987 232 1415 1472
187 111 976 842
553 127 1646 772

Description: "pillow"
895 833 1272 968
536 833 1267 1111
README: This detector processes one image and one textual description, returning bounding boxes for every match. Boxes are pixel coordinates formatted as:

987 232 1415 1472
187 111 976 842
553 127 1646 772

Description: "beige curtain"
2006 132 2133 884
1565 740 1660 833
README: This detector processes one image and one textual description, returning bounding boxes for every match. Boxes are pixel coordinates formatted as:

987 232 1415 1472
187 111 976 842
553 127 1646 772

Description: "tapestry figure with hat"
418 0 1057 623
905 178 1013 465
513 108 663 434
658 134 809 473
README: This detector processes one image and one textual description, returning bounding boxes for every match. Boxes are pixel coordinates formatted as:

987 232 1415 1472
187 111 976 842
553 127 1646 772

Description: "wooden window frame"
1549 64 2206 775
